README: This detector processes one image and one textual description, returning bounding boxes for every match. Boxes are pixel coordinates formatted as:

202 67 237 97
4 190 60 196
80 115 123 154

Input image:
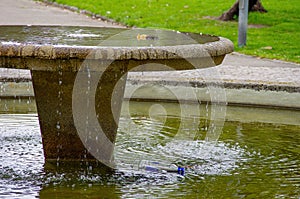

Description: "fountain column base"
31 61 128 163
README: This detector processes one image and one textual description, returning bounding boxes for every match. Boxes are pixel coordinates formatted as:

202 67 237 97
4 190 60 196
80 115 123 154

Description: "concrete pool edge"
1 71 299 110
124 81 300 110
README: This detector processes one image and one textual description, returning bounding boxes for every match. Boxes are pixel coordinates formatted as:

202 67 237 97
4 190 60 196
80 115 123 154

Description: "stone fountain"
0 26 233 166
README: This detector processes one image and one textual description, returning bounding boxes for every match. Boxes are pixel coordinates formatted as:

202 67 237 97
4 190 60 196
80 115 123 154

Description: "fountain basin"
0 26 233 71
0 25 233 163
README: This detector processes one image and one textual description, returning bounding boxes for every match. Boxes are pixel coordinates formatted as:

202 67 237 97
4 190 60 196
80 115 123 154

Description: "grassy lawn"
50 0 299 63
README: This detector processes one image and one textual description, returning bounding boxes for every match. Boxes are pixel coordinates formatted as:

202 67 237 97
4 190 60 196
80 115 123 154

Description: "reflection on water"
0 101 299 198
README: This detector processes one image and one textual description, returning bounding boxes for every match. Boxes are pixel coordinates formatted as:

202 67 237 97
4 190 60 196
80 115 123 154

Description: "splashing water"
0 103 299 198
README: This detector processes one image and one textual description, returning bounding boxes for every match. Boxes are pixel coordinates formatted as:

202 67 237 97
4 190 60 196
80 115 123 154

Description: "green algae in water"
0 102 299 198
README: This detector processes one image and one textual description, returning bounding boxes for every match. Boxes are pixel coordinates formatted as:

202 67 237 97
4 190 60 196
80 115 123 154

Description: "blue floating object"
177 167 185 176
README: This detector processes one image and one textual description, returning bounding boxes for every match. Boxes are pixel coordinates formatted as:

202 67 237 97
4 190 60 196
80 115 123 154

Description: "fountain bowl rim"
0 25 234 61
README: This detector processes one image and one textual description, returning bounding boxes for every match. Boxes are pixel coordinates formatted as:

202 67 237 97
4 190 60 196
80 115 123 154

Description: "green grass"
50 0 299 63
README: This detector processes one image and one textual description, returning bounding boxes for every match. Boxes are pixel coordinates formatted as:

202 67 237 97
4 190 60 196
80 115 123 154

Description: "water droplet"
56 122 61 130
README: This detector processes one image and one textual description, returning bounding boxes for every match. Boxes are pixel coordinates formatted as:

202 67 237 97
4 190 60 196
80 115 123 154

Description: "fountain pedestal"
0 26 233 165
30 59 128 162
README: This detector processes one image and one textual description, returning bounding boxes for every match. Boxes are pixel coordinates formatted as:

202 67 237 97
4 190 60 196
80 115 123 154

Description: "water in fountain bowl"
0 101 299 198
0 26 219 47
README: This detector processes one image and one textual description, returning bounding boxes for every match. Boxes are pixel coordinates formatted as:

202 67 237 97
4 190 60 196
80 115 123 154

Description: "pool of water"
0 100 299 198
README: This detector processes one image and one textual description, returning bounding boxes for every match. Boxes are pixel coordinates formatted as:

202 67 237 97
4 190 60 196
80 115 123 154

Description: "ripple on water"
0 114 44 198
115 116 251 178
0 113 299 198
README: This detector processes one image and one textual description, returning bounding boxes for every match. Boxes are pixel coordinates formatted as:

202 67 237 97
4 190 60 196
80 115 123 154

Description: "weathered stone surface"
31 61 127 161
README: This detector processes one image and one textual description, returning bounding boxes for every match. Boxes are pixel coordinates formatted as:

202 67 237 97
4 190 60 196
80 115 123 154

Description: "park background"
46 0 299 63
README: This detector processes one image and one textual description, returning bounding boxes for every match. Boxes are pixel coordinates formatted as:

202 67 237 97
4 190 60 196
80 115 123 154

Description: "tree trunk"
219 0 267 21
251 0 268 12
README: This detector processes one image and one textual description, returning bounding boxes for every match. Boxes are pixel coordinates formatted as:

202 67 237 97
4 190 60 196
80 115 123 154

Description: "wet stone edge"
127 79 300 93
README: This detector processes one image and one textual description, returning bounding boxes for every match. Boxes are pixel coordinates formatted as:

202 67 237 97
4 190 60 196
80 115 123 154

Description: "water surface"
0 101 299 198
0 26 219 47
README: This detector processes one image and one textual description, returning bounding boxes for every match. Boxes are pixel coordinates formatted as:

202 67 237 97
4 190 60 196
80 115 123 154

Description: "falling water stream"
0 99 299 198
